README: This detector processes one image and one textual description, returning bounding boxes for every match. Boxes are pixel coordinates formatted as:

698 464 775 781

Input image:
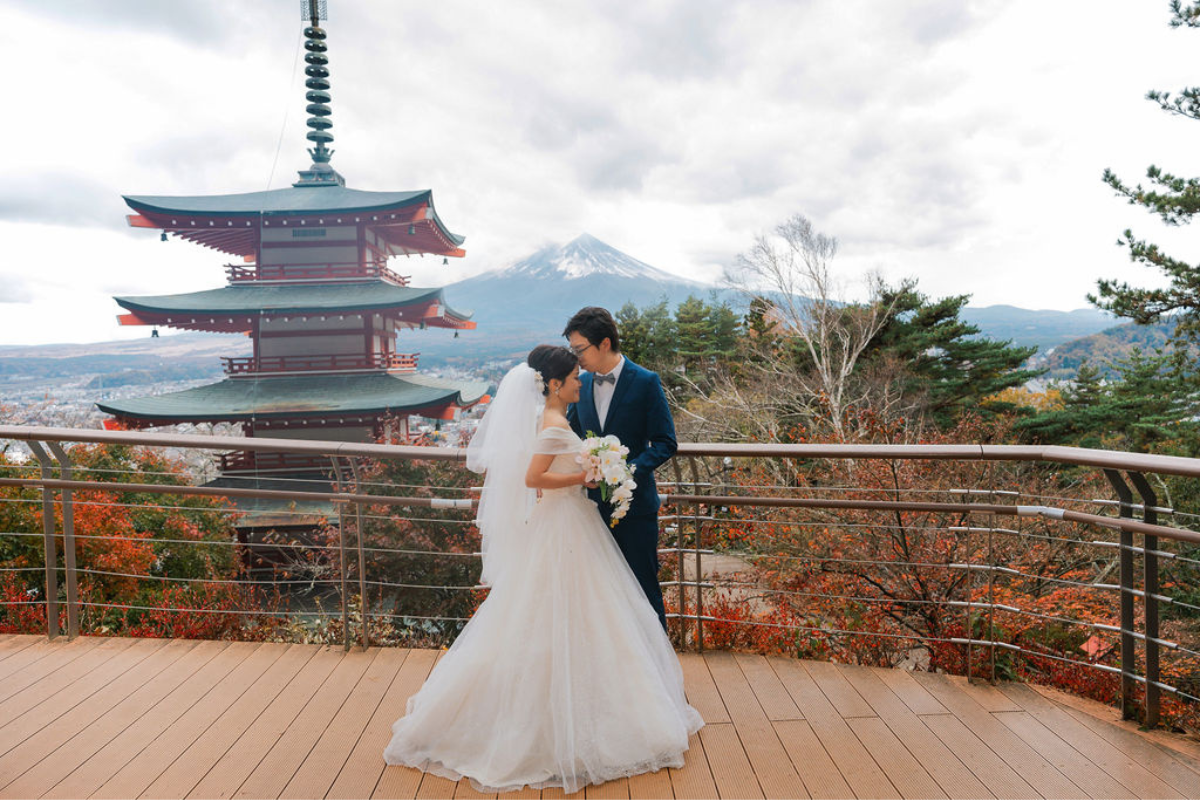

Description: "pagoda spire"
295 0 345 187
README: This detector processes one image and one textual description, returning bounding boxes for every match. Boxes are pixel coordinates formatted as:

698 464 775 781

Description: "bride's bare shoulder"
540 410 571 432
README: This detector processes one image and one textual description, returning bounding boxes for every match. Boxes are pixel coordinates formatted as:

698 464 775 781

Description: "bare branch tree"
724 213 899 440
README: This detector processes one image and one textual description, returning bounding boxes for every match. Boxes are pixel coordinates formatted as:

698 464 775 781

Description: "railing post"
687 456 704 653
349 457 369 650
46 442 80 639
26 441 59 640
1103 469 1138 721
330 457 351 652
1127 471 1161 728
671 459 688 650
986 465 997 683
957 488 974 682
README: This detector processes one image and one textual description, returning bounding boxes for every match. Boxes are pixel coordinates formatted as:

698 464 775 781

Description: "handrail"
7 425 1200 478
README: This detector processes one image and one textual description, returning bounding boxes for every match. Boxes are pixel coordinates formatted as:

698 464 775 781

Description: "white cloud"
2 0 1197 344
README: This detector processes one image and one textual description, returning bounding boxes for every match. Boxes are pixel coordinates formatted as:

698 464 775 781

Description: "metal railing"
0 424 1196 730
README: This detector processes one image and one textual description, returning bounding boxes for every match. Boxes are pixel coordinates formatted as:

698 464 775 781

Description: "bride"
383 344 703 794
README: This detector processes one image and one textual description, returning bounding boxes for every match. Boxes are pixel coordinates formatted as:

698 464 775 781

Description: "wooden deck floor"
0 635 1198 799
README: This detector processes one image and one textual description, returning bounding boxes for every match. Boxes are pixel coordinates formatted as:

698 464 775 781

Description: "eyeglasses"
570 343 594 357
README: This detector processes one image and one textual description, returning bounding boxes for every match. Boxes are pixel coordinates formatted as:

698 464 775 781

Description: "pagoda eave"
125 189 465 258
96 373 489 425
114 282 472 332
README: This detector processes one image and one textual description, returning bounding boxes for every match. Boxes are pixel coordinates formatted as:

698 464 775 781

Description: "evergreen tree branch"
1170 0 1200 27
1147 87 1200 121
1089 229 1200 330
1103 166 1200 225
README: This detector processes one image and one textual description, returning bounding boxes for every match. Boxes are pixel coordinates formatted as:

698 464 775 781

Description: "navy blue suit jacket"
567 358 677 518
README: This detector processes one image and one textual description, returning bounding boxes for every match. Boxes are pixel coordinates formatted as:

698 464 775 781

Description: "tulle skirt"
383 488 704 794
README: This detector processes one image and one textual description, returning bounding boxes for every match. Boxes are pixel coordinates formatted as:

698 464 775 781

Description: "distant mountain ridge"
1 235 1127 393
1037 320 1176 380
959 305 1115 355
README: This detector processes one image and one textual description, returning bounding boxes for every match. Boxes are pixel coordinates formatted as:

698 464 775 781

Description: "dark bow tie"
594 372 616 385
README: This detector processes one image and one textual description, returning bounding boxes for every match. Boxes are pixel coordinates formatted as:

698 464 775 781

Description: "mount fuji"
421 234 733 363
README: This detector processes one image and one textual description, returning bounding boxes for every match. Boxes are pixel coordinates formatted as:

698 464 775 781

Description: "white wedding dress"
383 426 703 794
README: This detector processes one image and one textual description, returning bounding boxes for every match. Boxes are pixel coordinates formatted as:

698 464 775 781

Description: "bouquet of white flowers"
578 433 637 527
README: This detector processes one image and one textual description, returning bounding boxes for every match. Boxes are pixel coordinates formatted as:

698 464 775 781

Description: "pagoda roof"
114 281 475 332
124 186 465 258
97 372 489 424
125 187 452 226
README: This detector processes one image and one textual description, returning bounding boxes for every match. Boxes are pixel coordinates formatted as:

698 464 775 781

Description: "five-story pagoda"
99 3 487 483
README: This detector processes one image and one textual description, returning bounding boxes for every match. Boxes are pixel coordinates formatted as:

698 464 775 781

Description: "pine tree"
1091 2 1200 337
616 297 676 370
863 283 1041 425
1018 348 1200 453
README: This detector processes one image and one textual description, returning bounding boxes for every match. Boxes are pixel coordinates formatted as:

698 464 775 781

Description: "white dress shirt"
593 355 625 430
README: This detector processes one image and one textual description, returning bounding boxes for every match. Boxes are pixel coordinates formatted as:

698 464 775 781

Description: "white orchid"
579 431 638 526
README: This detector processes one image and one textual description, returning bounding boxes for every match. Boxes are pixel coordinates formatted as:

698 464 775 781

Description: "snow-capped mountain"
494 233 706 285
419 234 732 362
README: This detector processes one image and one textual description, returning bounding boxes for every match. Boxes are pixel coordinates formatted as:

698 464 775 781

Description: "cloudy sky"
3 0 1198 346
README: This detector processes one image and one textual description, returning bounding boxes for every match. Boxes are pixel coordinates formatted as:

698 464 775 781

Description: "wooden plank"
801 660 875 719
768 658 897 799
920 714 1046 799
1028 683 1200 768
585 777 629 798
946 675 1021 713
0 635 91 683
453 775 498 799
2 639 231 797
994 711 1136 799
847 716 947 799
44 642 279 800
912 671 1085 799
415 773 459 799
234 647 378 799
0 636 138 727
0 638 184 783
705 652 806 798
182 645 345 799
732 653 802 721
369 648 439 800
0 634 40 663
97 643 310 800
998 683 1189 799
316 646 411 799
280 647 399 799
698 722 763 799
772 720 853 800
839 665 990 799
667 731 717 800
0 635 103 704
677 653 728 723
867 667 946 715
626 766 673 800
1055 701 1200 787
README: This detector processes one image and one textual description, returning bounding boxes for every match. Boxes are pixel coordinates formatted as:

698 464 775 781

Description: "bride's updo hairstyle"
527 345 578 396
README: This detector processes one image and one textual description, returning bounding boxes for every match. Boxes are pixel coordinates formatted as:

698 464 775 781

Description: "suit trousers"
602 509 667 631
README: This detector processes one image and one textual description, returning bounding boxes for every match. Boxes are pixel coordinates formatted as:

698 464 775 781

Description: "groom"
564 307 676 631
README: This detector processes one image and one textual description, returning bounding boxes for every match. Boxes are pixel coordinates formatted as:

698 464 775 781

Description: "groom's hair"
563 307 621 353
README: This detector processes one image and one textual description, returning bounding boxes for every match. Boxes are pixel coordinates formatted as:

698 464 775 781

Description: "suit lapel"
601 359 636 434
